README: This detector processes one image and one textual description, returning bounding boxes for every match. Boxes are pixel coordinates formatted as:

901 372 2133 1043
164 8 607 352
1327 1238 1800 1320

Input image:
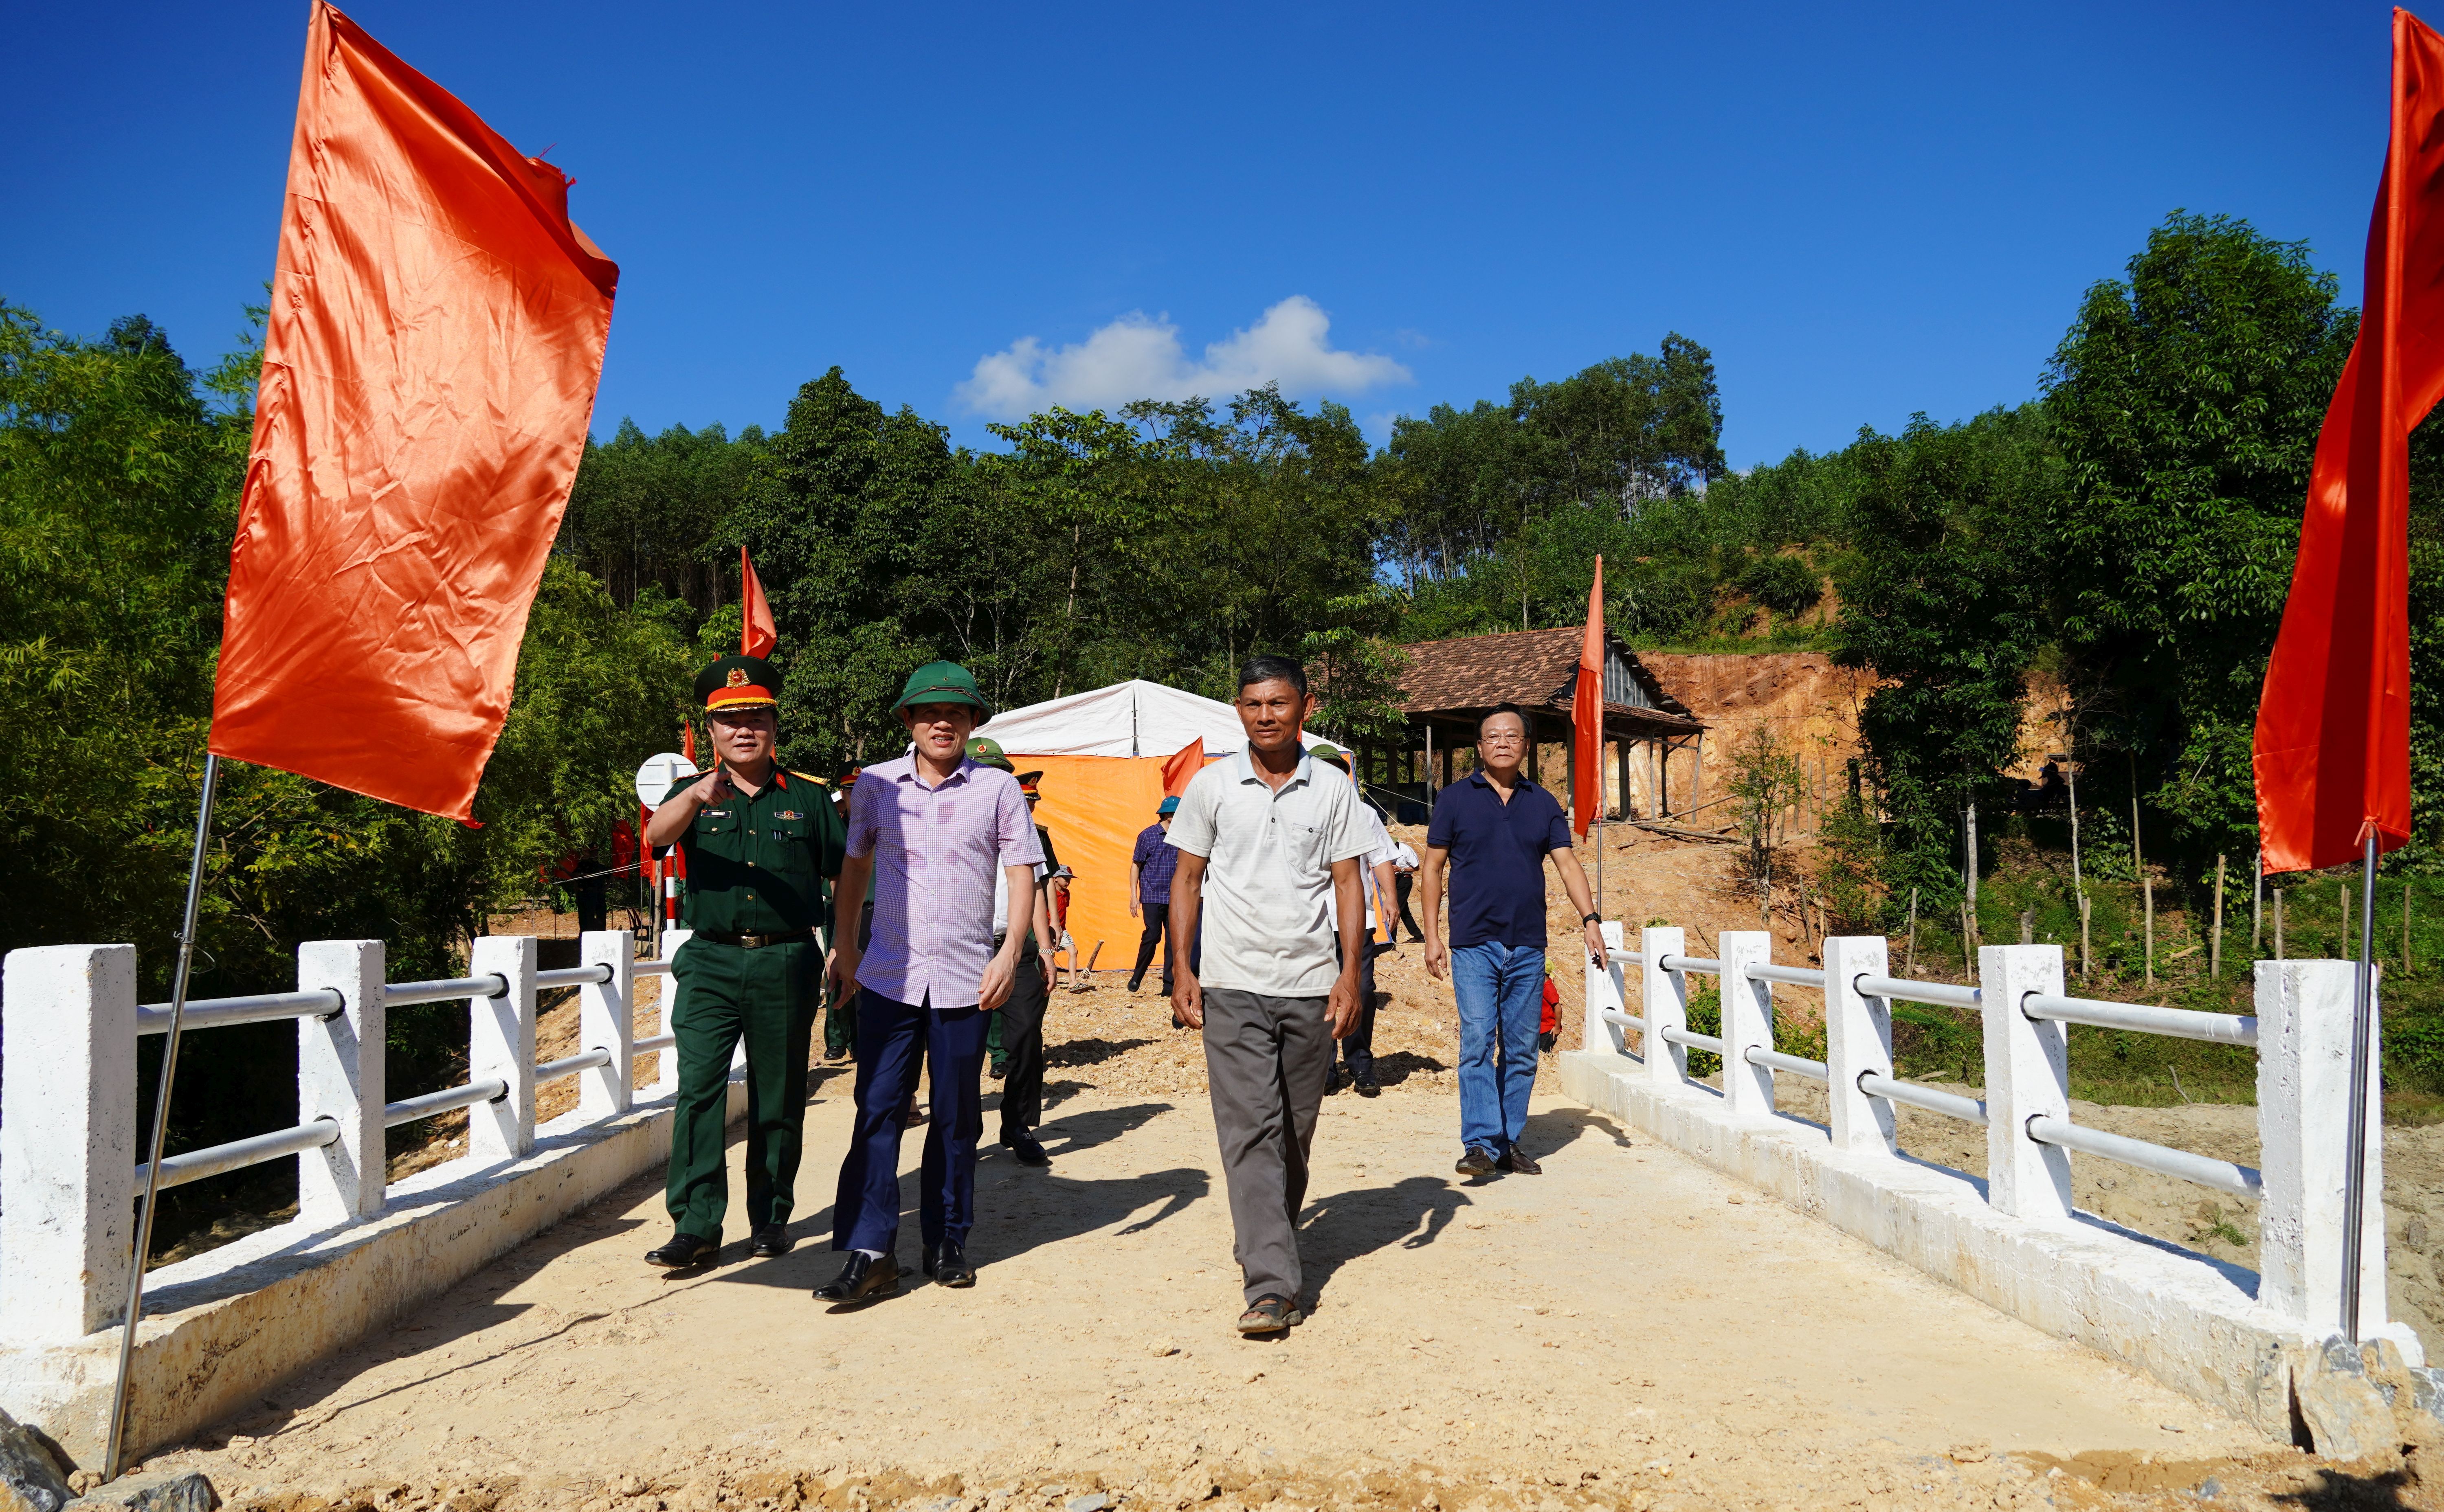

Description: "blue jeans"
1451 941 1545 1156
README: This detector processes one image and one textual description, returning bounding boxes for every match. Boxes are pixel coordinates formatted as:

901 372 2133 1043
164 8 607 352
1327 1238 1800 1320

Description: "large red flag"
2254 9 2443 873
1572 557 1605 838
740 546 777 658
1162 739 1204 797
209 2 618 821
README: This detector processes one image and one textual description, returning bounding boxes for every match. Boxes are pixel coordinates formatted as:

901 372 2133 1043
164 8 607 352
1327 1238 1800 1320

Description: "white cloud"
955 296 1411 419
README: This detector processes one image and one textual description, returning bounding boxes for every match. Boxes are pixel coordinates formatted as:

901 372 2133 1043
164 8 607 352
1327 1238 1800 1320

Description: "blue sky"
4 1 2398 467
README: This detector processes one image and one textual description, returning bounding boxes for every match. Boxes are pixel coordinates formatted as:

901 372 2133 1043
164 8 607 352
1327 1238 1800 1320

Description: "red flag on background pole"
740 545 777 658
2253 9 2442 873
1162 739 1204 797
1571 557 1605 838
207 1 618 822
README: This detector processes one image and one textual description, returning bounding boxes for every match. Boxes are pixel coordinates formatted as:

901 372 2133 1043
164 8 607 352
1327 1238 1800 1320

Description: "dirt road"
123 972 2424 1512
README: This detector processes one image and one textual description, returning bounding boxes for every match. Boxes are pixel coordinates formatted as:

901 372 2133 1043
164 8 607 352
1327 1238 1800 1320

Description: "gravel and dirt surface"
117 925 2444 1512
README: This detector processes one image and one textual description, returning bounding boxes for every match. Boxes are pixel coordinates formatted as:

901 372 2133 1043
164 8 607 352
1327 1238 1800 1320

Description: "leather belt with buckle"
699 928 812 950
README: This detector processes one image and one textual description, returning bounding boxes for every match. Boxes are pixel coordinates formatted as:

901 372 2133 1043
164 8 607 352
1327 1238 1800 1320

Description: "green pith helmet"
895 660 988 716
695 654 781 712
1309 744 1350 770
966 736 1014 771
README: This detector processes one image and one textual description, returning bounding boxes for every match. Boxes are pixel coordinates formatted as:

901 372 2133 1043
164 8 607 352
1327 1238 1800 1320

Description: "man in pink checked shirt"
816 661 1045 1305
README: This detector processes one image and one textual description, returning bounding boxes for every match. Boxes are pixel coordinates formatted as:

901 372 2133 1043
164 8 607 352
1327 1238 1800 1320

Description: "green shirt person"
638 654 844 1270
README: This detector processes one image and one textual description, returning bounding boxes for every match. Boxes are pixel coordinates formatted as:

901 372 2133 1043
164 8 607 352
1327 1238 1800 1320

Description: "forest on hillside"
10 210 2444 1200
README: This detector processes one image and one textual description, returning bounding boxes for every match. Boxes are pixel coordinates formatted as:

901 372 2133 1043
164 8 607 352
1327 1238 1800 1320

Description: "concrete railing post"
469 935 538 1162
579 930 635 1122
1585 920 1628 1055
296 940 386 1225
2257 958 2387 1335
1641 925 1688 1087
1 944 135 1343
651 928 692 1097
1979 943 2071 1222
1822 934 1897 1158
1718 931 1775 1116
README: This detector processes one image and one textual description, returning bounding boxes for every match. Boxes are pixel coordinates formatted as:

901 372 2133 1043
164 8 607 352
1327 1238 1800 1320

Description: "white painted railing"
1583 925 2387 1337
0 927 696 1344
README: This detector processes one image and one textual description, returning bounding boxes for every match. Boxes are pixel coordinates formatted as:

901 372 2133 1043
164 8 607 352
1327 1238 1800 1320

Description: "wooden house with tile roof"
1341 626 1706 820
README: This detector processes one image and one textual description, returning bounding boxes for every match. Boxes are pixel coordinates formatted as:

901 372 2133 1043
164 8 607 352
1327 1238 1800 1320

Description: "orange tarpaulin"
1023 756 1178 971
210 1 618 821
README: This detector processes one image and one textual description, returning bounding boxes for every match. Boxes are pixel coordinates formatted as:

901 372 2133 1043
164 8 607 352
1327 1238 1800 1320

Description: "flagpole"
104 751 222 1479
2340 827 2382 1343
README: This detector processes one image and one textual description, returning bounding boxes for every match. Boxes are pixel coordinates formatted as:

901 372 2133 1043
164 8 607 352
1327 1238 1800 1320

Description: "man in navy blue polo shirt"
1421 703 1608 1177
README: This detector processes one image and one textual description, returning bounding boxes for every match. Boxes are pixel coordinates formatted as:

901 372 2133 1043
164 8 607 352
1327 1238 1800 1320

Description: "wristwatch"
1581 912 1602 926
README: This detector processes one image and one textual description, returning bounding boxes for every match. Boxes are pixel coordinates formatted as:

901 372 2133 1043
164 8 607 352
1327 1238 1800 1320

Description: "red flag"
208 2 618 821
1571 557 1605 838
740 545 777 659
1162 738 1204 797
682 718 696 769
2254 9 2442 873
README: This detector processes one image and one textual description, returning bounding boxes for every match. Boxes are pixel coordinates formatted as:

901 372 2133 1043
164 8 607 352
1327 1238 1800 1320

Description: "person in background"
817 662 1042 1303
1391 838 1426 944
821 768 865 1065
640 655 844 1269
1168 656 1369 1336
1307 745 1399 1098
1127 795 1182 997
968 737 1059 1169
1419 702 1607 1179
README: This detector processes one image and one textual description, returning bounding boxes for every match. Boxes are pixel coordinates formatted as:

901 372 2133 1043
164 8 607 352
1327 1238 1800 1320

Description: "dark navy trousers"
832 988 989 1254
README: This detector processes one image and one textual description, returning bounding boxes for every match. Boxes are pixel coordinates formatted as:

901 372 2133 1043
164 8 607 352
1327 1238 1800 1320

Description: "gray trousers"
1201 986 1334 1304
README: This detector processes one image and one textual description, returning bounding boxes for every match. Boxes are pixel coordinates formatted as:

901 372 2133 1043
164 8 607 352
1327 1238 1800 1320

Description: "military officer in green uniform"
640 654 846 1268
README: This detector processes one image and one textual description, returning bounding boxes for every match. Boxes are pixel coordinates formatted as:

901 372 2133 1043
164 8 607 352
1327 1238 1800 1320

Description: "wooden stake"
1905 886 1920 975
2079 890 2091 978
2341 877 2352 961
2144 874 2156 990
2275 887 2286 961
2211 852 2226 978
2406 881 2414 978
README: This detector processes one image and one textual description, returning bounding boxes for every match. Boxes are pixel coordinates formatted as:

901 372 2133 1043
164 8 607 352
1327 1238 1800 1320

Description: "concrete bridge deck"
117 1056 2325 1512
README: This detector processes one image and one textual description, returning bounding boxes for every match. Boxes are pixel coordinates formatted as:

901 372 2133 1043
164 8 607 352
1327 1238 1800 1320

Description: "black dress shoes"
644 1231 718 1269
1497 1148 1543 1175
749 1223 794 1257
1455 1146 1499 1178
1354 1072 1381 1097
813 1252 899 1304
1002 1130 1050 1167
923 1241 978 1288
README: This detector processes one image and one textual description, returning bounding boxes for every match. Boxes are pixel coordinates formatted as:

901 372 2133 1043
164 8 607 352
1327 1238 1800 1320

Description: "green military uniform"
661 655 846 1250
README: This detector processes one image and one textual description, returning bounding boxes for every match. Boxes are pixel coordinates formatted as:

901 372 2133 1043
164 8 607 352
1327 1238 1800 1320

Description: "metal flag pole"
2340 826 2382 1343
103 752 222 1479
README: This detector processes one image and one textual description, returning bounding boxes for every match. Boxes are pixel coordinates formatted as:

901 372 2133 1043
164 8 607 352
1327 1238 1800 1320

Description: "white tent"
976 678 1321 758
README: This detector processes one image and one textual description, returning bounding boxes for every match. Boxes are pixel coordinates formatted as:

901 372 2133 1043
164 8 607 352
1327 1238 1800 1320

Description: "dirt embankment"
1633 652 1872 817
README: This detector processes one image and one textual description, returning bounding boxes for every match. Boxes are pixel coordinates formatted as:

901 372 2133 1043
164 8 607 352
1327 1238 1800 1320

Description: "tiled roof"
1397 627 1700 732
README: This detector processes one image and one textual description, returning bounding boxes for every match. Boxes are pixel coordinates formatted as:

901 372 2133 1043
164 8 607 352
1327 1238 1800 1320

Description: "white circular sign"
635 752 699 810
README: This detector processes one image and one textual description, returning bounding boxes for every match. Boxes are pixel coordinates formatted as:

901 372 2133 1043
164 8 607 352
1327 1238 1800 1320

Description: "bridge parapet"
1574 932 2418 1439
0 927 725 1467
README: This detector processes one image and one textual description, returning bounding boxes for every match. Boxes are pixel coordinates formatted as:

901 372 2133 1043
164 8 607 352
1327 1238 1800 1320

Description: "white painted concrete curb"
1557 1049 2421 1440
0 1078 747 1466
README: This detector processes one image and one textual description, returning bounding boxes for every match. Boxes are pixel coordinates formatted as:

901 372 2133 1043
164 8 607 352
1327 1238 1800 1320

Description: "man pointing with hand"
642 654 844 1270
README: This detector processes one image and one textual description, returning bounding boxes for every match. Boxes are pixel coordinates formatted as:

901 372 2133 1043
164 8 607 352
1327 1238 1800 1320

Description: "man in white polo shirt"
1167 655 1370 1336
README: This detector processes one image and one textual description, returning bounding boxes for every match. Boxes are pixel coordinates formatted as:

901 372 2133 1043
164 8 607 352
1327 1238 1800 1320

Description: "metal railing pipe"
536 1047 615 1083
382 1079 510 1129
136 989 346 1036
632 959 673 979
133 1118 339 1192
2026 1115 2262 1199
2020 994 2258 1047
1858 1071 1987 1126
1598 1009 1646 1033
1748 963 1828 989
1608 949 1646 967
1747 1046 1829 1080
535 963 618 990
385 973 508 1007
1855 975 1981 1010
1659 955 1722 975
1660 1025 1725 1054
633 1031 677 1053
